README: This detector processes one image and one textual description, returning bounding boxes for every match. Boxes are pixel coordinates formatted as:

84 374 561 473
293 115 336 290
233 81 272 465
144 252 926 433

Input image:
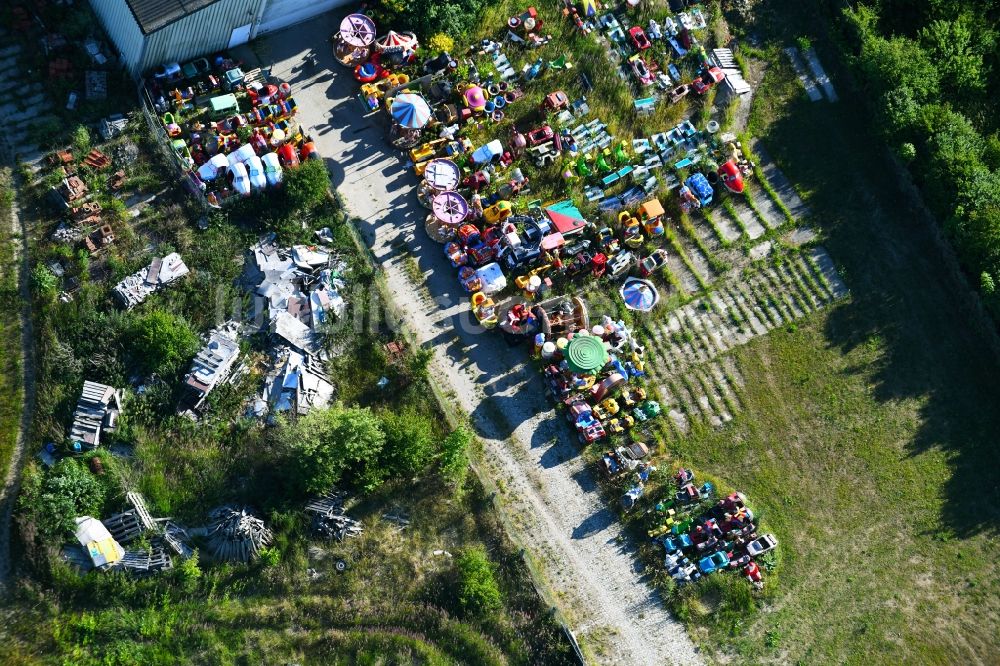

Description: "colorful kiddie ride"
618 210 645 248
669 83 690 104
262 152 283 185
459 262 507 294
245 153 266 190
228 161 251 196
629 26 651 50
718 159 745 194
334 14 377 68
679 172 714 212
542 90 570 113
483 200 513 225
638 249 668 277
638 198 665 238
607 249 635 278
500 214 563 272
567 400 607 444
628 55 655 86
532 296 590 339
620 277 660 312
444 223 502 268
601 441 650 477
471 291 499 329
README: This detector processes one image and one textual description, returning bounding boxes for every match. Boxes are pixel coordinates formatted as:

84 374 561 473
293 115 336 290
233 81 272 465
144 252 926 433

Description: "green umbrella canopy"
565 335 608 375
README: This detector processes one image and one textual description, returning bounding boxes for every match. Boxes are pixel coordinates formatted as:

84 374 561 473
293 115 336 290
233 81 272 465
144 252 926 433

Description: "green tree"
922 107 985 211
920 13 994 100
72 125 92 154
129 309 199 377
455 547 502 615
284 159 331 212
284 405 386 494
953 202 1000 279
857 34 939 102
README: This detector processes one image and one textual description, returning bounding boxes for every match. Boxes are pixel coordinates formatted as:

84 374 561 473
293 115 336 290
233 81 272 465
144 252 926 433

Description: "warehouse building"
89 0 347 76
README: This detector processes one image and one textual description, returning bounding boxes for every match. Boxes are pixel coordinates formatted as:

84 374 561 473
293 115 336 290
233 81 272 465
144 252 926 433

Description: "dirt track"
0 171 38 591
256 15 701 665
0 25 42 591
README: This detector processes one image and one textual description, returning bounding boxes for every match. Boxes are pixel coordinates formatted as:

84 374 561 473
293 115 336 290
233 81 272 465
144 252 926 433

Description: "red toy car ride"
629 26 651 51
528 124 555 147
718 159 745 194
629 56 655 86
638 249 668 277
692 66 725 95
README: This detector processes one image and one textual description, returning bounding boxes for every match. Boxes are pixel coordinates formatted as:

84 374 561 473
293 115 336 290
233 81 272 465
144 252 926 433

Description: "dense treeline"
841 1 1000 317
370 0 487 46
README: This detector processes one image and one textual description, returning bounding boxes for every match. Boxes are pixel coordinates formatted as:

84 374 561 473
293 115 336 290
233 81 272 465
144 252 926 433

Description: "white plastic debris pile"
271 310 322 356
183 322 242 407
242 234 347 418
113 252 190 308
260 346 334 417
69 380 123 451
247 234 347 339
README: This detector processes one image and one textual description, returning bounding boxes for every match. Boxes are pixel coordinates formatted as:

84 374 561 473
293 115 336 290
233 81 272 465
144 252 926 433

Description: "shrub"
284 159 331 213
128 309 199 377
282 405 387 495
31 264 58 297
175 551 202 591
381 406 434 477
19 460 106 541
455 547 502 615
439 426 472 491
897 142 917 163
982 271 996 295
258 547 281 567
429 33 455 54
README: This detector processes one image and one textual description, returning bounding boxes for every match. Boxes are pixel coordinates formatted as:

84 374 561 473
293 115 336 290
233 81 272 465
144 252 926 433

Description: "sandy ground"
249 15 701 665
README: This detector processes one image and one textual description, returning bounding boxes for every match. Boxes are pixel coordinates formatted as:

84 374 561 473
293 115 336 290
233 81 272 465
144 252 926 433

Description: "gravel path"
256 16 701 664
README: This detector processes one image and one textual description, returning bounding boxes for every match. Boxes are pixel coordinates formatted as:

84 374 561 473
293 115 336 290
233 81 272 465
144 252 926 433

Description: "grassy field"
1 477 574 665
644 4 1000 662
0 169 24 485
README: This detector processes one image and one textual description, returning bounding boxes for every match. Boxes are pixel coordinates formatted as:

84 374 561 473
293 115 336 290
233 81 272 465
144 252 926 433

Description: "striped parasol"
390 93 431 129
620 277 660 311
